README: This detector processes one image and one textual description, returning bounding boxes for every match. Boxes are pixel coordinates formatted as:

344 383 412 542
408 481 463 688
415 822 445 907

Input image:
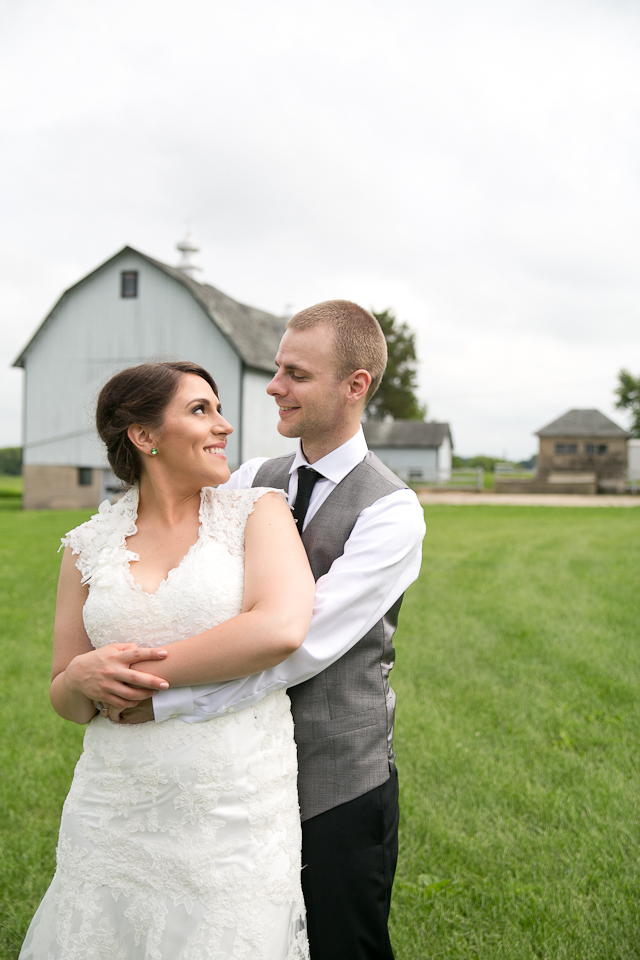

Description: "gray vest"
253 451 409 821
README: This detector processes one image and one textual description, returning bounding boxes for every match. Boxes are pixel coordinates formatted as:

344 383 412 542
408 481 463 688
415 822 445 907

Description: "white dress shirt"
153 428 426 723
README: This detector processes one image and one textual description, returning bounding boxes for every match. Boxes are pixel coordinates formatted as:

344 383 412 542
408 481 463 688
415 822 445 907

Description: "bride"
20 361 314 960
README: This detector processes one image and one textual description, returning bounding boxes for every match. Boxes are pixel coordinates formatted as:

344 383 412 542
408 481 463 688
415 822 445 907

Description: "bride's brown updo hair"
96 361 219 485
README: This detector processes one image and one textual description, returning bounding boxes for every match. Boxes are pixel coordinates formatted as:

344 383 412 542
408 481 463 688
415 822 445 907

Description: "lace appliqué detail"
200 486 289 560
60 486 140 587
22 486 307 960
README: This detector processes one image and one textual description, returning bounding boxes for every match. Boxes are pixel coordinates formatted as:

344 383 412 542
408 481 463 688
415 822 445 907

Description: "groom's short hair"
287 300 387 401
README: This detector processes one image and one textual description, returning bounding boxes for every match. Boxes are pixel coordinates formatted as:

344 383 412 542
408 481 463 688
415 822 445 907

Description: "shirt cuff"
191 680 288 719
152 685 194 723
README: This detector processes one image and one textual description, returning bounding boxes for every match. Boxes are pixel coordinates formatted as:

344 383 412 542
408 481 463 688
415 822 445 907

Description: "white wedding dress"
20 486 309 960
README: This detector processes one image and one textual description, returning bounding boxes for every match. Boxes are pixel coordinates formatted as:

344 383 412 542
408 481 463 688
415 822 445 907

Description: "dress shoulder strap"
200 487 289 557
60 488 138 585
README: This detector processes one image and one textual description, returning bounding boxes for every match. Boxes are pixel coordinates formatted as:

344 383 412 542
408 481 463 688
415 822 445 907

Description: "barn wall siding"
369 446 439 481
22 252 242 469
438 435 452 477
241 368 296 462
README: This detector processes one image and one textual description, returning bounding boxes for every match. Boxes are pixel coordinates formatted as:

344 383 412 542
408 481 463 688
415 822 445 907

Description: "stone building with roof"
496 409 630 495
13 238 294 509
362 420 452 483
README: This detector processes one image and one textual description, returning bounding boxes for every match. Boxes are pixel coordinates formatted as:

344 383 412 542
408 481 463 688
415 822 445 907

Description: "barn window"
585 443 608 455
555 443 577 455
78 467 93 486
121 271 138 298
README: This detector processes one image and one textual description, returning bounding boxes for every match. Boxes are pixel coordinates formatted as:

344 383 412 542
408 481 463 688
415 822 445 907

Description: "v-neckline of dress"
122 485 209 598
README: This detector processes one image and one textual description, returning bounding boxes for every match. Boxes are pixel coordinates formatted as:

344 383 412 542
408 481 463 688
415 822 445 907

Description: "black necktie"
292 467 323 534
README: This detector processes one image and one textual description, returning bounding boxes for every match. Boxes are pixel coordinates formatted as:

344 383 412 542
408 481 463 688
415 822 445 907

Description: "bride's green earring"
151 447 158 456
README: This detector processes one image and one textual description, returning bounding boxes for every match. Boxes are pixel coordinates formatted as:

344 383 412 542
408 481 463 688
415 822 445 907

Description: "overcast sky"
1 0 639 459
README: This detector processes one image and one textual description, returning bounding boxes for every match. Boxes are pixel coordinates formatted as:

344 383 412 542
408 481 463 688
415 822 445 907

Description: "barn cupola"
176 231 203 282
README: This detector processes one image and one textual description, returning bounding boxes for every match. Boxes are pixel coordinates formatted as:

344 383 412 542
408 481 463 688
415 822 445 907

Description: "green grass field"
0 474 22 502
1 505 639 958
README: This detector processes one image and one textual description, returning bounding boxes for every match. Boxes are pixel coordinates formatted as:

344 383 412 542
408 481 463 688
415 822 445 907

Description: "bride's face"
154 373 233 487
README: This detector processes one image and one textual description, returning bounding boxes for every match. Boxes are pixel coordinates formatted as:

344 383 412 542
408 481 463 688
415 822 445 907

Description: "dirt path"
415 491 640 507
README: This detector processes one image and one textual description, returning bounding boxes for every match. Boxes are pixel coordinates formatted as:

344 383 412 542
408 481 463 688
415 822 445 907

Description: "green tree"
614 369 640 437
0 446 21 475
468 455 501 473
367 309 426 420
454 455 501 472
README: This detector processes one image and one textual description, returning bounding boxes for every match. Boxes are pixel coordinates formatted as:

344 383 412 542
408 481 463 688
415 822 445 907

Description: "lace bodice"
62 485 287 650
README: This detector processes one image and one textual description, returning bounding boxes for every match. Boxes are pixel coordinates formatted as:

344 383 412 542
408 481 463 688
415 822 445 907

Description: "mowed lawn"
1 502 639 959
391 506 640 959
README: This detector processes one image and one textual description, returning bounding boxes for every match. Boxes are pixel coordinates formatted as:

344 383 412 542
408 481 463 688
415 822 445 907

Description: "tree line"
0 447 21 475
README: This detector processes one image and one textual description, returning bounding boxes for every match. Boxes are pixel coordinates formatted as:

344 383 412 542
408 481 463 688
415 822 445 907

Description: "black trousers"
300 770 399 960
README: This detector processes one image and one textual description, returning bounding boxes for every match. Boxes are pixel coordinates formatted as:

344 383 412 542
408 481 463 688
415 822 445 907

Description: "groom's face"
267 326 348 443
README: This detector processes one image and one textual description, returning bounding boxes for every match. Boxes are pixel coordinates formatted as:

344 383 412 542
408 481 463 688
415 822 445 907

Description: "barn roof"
535 409 630 438
13 246 286 374
363 420 452 448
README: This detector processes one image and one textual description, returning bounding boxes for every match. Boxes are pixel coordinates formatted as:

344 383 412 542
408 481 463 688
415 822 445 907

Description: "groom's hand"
103 698 155 724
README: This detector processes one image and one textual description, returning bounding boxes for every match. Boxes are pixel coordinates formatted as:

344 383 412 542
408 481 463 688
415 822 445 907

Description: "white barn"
13 242 294 509
362 420 453 483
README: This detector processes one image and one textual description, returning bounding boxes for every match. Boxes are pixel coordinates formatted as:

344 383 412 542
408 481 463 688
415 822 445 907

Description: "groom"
123 301 425 959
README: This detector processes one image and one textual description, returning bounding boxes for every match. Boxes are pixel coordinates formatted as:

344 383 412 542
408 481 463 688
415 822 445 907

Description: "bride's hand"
65 643 169 708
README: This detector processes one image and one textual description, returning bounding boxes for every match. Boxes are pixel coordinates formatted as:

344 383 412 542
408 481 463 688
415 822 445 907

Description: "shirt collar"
290 427 368 485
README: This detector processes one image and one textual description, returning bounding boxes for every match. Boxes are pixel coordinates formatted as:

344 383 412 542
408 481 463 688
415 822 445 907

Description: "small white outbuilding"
628 439 640 481
13 239 294 508
362 420 453 483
